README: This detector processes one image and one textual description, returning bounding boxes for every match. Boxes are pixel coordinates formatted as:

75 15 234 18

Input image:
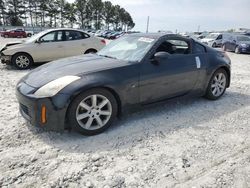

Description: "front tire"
222 44 226 51
12 53 33 70
205 69 228 100
235 46 241 54
67 89 118 136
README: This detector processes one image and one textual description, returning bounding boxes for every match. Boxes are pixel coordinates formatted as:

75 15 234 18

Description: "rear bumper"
16 84 68 132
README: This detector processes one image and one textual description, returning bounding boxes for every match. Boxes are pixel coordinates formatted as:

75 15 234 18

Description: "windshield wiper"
98 54 117 59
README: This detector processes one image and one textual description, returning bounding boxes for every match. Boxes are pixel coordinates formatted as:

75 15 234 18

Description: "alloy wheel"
76 94 112 130
211 73 227 97
16 55 30 68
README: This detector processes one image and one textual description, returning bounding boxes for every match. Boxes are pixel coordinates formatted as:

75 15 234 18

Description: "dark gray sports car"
16 33 231 135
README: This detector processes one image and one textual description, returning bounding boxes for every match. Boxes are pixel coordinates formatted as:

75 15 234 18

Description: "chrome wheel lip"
16 55 30 68
76 94 112 131
211 73 227 97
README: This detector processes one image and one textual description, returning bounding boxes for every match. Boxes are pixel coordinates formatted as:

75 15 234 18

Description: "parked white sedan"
0 28 106 69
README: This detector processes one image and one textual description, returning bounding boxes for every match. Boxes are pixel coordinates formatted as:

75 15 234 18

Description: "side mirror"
151 51 170 65
35 39 41 44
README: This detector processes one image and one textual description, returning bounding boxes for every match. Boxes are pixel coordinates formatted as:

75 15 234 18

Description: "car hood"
21 54 130 88
239 41 250 45
0 41 24 52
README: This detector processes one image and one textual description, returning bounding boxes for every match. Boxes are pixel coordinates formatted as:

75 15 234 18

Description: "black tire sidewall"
205 69 228 100
67 88 118 136
12 53 33 70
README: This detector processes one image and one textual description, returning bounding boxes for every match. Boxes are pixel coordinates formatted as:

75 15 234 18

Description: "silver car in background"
0 28 106 69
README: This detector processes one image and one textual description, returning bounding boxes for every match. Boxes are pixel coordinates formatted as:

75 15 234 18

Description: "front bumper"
16 83 68 132
0 52 11 64
240 46 250 53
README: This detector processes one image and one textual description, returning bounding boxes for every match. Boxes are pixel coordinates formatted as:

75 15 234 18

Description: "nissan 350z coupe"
16 33 231 135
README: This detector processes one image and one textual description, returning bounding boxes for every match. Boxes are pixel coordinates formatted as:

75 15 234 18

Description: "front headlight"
34 76 80 97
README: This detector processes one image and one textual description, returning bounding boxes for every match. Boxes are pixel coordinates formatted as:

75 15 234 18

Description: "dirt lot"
0 37 250 188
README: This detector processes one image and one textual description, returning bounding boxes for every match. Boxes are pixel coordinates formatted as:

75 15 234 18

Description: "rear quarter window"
194 43 206 54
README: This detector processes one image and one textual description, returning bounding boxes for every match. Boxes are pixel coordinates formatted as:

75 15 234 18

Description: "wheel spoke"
77 113 89 121
85 117 94 129
211 84 217 88
91 95 97 107
79 102 91 111
100 110 111 116
212 87 217 95
98 99 108 109
218 84 224 89
95 116 103 127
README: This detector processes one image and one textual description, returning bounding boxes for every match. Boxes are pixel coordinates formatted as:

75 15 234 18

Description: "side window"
40 32 56 42
217 35 222 40
40 31 63 42
65 31 88 41
156 39 190 55
194 43 206 53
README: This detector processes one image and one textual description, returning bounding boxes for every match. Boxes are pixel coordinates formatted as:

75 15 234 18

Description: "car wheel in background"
12 53 33 70
4 34 8 38
235 46 241 54
222 44 227 51
68 88 118 136
205 69 228 100
27 33 32 37
212 43 216 48
84 49 97 54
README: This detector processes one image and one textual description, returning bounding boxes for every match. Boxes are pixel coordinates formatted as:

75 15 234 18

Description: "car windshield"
24 30 50 43
206 34 219 39
237 36 250 42
97 36 156 62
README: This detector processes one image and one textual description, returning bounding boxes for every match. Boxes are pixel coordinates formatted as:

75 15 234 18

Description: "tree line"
0 0 135 31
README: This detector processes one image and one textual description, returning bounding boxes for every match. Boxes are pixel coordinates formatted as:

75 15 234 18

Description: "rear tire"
12 53 33 70
205 69 228 100
67 88 118 136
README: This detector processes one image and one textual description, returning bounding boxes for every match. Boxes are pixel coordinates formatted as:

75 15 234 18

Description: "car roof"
128 33 186 39
44 28 86 32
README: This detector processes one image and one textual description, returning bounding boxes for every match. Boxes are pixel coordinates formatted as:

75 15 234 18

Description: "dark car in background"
222 35 250 54
1 29 27 38
16 33 231 135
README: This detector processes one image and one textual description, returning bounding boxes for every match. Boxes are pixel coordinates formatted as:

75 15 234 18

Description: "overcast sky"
68 0 250 32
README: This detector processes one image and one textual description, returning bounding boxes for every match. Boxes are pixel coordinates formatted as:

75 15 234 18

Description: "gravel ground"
0 38 250 188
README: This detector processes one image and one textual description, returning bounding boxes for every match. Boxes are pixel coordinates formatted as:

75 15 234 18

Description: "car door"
32 30 65 62
227 36 237 51
139 37 202 103
215 34 223 46
64 30 91 57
